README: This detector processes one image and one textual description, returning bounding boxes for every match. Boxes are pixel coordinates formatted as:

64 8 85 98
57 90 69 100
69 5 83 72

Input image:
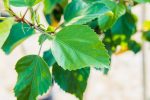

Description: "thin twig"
22 8 29 19
38 44 43 56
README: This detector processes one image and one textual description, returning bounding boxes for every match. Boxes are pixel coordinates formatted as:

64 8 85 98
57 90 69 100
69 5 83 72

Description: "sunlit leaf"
0 17 14 48
51 25 110 70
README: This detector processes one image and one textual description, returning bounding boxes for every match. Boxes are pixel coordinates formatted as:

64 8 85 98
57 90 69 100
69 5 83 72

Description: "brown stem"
22 8 29 20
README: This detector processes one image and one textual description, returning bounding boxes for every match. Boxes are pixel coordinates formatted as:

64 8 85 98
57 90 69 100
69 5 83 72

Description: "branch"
8 8 53 37
22 8 29 19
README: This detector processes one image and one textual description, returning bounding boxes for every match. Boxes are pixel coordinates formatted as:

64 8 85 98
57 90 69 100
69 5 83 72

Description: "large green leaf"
51 25 110 70
65 1 112 25
2 23 34 54
52 63 90 99
10 0 42 7
14 55 52 100
0 18 14 48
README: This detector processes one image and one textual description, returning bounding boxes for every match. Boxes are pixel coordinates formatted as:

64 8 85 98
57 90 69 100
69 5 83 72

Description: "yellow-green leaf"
0 17 14 48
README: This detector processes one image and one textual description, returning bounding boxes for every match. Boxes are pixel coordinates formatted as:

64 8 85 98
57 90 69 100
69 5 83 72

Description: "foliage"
0 0 150 100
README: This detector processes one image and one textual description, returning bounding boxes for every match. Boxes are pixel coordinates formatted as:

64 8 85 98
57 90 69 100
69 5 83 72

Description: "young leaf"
51 25 110 70
14 55 52 100
0 17 14 48
2 23 34 54
43 49 56 67
52 63 90 100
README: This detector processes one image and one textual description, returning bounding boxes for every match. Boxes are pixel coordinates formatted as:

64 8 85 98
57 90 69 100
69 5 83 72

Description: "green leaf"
128 40 141 54
64 0 88 22
43 49 56 67
98 12 114 30
65 1 112 25
97 0 126 29
38 33 53 45
14 55 52 100
2 23 34 54
111 12 137 40
82 0 100 3
10 0 42 7
100 1 126 20
3 0 9 10
143 31 150 41
52 63 90 100
134 0 150 3
51 25 110 70
44 0 64 14
0 17 14 48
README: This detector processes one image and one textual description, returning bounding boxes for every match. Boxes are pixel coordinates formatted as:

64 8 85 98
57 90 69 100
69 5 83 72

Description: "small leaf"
46 26 55 33
111 12 137 40
2 23 34 54
38 34 53 45
51 25 110 70
143 31 150 41
0 17 14 48
43 49 56 67
14 55 52 100
52 63 90 100
128 40 141 54
143 20 150 31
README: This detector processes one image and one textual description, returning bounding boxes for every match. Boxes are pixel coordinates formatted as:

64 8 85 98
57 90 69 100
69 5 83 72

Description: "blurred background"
0 1 150 100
